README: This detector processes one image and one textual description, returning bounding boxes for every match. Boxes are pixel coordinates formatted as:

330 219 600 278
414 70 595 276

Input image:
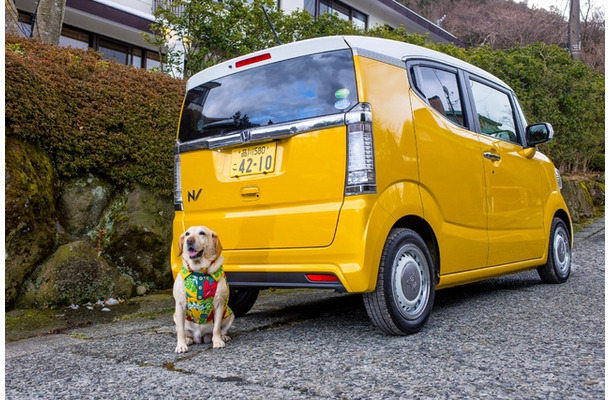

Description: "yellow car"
171 36 572 335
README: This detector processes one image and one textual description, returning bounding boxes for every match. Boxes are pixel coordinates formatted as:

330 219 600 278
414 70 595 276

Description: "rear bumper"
171 196 396 293
226 271 346 292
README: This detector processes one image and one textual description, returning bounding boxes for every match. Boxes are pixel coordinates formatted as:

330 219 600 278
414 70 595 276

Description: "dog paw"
175 343 189 353
212 338 226 349
221 334 231 343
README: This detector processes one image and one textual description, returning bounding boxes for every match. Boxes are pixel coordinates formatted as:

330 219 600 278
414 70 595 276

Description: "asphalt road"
5 217 605 399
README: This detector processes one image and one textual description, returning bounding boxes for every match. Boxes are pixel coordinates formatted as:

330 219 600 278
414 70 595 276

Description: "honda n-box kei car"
171 36 572 335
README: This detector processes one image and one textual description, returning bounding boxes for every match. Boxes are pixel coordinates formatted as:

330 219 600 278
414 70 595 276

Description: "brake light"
235 53 271 68
346 104 376 195
174 145 183 211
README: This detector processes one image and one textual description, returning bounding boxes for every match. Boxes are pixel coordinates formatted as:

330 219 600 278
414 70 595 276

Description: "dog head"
178 226 223 271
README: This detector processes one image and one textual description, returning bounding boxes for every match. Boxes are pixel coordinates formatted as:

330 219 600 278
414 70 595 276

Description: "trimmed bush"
5 34 184 196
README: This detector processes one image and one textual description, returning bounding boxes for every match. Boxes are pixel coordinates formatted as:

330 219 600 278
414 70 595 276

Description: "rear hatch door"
176 39 358 250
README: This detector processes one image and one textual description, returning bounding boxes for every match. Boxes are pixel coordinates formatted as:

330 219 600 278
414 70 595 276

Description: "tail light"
345 103 376 195
555 168 563 190
174 144 183 211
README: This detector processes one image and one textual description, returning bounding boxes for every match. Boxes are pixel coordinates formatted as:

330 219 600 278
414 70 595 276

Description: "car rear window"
178 49 358 143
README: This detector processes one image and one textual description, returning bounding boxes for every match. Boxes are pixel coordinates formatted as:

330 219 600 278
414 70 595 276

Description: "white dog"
173 226 234 352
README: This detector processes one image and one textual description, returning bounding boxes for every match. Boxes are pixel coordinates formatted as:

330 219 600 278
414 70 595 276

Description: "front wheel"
537 218 571 284
363 228 435 335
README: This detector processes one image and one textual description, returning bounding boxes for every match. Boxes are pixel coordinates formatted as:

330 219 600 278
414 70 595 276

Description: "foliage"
5 34 184 196
145 0 364 78
438 43 605 173
397 0 605 74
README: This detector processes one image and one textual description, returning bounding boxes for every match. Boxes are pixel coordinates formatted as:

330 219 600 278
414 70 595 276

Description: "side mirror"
526 122 554 147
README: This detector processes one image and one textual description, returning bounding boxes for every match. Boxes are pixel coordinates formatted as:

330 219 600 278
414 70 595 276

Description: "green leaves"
5 34 183 196
145 0 366 78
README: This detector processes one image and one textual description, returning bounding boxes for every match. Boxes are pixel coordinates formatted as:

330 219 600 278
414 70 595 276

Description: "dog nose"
186 236 195 244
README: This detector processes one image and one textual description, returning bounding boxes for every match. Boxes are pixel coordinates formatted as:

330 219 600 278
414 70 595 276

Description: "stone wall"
4 135 604 310
5 137 174 309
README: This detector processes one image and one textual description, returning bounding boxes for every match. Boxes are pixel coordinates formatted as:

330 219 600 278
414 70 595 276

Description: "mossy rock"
57 175 114 237
102 184 174 288
19 240 133 307
5 136 57 308
561 179 599 221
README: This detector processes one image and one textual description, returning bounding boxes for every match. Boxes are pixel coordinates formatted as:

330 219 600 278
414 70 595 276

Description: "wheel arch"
392 215 440 283
553 208 573 247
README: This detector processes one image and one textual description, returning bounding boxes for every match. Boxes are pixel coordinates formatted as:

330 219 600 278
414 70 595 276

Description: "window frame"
407 60 473 130
306 0 368 29
407 59 527 146
465 73 526 146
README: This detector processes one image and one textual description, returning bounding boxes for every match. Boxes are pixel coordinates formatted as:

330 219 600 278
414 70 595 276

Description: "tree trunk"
31 0 66 45
568 0 581 60
5 0 20 35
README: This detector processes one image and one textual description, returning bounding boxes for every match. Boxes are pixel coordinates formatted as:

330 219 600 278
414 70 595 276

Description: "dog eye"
185 232 190 237
199 231 206 236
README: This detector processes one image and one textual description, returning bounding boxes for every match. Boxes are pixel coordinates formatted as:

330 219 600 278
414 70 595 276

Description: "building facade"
14 0 461 71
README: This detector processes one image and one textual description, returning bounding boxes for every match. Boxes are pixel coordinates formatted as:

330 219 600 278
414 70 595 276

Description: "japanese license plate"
230 142 277 177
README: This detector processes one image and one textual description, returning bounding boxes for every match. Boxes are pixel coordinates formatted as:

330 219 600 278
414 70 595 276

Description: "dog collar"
179 264 225 282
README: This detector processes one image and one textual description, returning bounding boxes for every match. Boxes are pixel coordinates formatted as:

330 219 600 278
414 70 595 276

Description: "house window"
16 11 32 37
305 0 367 29
14 13 162 71
99 38 129 65
60 26 89 50
146 51 161 71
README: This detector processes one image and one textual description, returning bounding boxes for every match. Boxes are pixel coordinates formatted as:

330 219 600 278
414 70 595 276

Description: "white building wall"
280 0 305 13
107 0 154 16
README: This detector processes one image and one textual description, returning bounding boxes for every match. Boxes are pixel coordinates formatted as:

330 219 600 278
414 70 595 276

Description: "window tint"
414 66 466 128
470 79 520 144
179 49 358 143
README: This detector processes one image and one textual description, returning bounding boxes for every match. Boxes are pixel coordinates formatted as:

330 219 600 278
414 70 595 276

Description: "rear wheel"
363 228 435 335
538 218 571 284
228 288 260 317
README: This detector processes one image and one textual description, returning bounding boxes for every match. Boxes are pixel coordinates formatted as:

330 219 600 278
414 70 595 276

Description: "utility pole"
568 0 581 60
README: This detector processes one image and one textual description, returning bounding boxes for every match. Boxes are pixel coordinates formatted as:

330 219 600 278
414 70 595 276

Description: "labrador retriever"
173 226 234 352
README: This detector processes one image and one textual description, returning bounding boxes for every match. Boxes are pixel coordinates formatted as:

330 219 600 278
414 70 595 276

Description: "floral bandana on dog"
179 264 233 324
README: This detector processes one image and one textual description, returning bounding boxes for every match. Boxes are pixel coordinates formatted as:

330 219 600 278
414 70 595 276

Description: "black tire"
537 218 571 284
228 288 260 317
363 228 435 335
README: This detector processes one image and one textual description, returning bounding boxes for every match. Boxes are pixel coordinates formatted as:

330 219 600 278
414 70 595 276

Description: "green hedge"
5 34 184 196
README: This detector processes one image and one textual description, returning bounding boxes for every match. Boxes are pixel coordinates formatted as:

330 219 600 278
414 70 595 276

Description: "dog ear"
214 233 223 257
204 232 222 260
178 233 185 256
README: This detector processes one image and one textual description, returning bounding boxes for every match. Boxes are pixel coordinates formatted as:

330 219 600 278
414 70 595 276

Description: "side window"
412 66 466 128
469 79 520 144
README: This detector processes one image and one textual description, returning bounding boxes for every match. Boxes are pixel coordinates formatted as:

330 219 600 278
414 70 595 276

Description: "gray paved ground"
5 216 605 399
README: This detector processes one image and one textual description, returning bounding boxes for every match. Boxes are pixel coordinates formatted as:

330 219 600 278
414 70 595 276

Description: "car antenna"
261 6 282 45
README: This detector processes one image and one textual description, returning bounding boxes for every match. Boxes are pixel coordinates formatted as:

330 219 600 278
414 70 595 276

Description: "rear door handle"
483 152 501 162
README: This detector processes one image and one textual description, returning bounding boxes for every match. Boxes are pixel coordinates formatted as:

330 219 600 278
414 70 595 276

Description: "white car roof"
186 35 509 91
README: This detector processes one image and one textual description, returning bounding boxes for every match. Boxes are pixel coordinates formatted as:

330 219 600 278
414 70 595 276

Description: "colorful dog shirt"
179 264 233 324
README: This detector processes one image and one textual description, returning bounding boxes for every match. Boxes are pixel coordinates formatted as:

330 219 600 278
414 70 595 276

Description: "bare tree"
31 0 67 44
5 0 20 35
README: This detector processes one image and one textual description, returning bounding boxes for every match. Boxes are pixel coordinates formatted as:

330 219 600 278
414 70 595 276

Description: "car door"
409 63 489 274
467 76 547 266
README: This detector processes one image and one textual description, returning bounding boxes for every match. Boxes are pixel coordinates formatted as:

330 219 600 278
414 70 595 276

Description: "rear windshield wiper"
200 118 242 130
199 117 259 133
